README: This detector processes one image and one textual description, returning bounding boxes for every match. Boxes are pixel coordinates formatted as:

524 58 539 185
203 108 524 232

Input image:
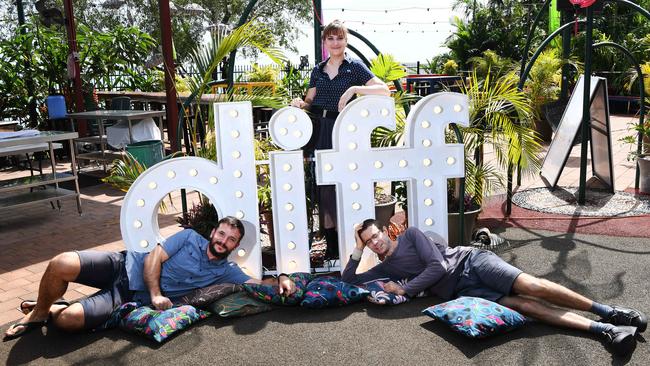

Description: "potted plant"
447 69 540 245
374 184 398 230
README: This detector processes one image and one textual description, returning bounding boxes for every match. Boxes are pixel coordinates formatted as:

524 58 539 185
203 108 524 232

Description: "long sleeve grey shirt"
341 227 473 299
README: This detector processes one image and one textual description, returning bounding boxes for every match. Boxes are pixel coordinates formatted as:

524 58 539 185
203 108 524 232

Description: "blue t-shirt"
308 54 375 111
125 228 251 303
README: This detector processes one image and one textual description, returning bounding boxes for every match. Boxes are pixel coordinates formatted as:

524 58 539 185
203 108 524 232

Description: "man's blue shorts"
454 249 523 302
74 250 133 330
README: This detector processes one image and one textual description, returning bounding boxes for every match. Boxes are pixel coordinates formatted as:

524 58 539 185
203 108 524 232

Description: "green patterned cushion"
209 292 273 317
177 283 242 309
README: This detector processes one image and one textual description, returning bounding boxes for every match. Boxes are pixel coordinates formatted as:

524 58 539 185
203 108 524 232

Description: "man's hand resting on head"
151 295 173 310
384 281 406 296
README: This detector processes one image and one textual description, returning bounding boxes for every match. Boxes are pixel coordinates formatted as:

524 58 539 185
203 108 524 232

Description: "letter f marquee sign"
120 93 468 278
315 94 468 268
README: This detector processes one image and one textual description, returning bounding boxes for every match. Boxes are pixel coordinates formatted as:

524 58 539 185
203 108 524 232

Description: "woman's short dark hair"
218 216 245 242
321 20 348 41
357 218 380 239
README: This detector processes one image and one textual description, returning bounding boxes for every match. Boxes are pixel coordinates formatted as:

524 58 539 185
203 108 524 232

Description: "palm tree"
184 21 286 154
458 69 542 205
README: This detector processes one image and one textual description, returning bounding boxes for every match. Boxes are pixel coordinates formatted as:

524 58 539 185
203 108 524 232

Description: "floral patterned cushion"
108 302 211 343
242 272 313 306
209 291 272 317
364 280 410 305
422 297 526 338
300 276 369 309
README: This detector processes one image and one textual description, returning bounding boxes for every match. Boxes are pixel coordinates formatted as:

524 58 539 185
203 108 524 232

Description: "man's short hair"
218 216 245 242
321 19 348 41
358 218 380 239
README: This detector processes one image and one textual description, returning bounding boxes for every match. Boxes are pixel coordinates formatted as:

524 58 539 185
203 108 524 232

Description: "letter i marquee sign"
120 93 469 278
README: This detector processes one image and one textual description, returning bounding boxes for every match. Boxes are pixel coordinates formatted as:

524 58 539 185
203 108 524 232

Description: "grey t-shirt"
341 227 472 299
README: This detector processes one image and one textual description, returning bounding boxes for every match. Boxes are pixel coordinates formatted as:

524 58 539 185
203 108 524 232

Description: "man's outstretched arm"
143 244 172 310
245 275 296 296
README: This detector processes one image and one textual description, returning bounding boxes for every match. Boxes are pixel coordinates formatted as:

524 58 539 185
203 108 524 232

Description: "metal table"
67 110 166 166
0 131 82 214
0 121 20 132
405 75 464 96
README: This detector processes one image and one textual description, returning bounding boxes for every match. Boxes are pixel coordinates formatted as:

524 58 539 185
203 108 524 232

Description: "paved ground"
0 114 648 364
1 228 648 365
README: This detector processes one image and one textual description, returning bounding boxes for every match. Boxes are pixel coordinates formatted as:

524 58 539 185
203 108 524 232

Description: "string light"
344 20 447 25
328 7 452 13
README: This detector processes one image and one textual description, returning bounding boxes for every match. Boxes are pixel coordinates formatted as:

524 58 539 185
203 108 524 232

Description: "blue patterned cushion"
242 273 313 306
107 302 211 343
300 276 369 308
422 297 526 338
364 280 410 305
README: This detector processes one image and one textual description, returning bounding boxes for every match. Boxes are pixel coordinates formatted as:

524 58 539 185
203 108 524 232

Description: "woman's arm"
290 87 316 110
338 77 390 111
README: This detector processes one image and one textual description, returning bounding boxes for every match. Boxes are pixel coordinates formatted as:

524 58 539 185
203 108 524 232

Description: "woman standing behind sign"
291 20 390 259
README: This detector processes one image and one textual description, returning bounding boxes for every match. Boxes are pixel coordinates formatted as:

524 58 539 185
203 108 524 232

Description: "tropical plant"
369 53 420 148
176 199 220 240
182 21 286 154
277 64 310 101
422 54 454 74
443 60 459 76
468 50 517 83
447 0 536 69
58 0 311 63
246 63 279 82
455 70 542 206
620 63 650 159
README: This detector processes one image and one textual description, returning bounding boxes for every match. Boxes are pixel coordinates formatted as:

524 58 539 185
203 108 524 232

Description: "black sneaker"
602 325 637 356
604 306 647 333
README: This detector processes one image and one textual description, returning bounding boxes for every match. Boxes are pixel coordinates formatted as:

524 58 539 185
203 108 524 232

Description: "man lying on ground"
342 219 647 355
4 216 295 340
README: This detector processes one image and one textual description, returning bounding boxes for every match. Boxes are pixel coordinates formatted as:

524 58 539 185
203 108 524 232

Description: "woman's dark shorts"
454 249 523 302
74 250 132 330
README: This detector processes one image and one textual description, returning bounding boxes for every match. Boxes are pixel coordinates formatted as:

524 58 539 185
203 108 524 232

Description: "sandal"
19 299 70 315
3 319 48 341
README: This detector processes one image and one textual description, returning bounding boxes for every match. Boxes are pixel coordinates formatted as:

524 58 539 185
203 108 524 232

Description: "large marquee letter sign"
315 93 468 269
268 107 313 273
120 102 261 277
120 93 468 277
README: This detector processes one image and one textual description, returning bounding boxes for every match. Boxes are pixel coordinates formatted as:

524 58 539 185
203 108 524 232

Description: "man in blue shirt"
343 219 646 356
4 216 295 340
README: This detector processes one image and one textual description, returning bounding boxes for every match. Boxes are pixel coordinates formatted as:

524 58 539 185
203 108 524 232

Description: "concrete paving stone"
74 286 100 296
62 289 89 301
0 310 23 327
0 298 22 313
23 272 46 283
0 288 30 302
20 282 41 293
0 269 34 282
0 278 31 292
18 292 39 303
23 262 49 275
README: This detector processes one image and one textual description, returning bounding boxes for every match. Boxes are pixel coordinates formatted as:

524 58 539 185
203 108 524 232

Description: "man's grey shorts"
454 249 523 302
75 250 132 330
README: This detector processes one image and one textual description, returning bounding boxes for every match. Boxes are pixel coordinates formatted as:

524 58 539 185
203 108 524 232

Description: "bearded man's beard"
209 241 231 259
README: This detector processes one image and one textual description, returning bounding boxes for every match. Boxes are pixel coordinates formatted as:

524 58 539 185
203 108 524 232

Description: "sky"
281 0 465 64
